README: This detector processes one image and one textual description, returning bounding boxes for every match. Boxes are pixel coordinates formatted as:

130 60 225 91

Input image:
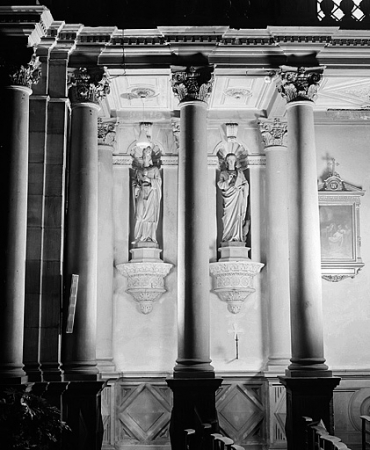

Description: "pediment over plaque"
318 160 365 281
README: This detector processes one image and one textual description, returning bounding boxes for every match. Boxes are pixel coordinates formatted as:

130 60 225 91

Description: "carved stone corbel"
117 254 173 314
209 260 264 314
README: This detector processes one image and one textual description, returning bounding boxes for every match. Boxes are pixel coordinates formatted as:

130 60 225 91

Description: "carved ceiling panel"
316 77 370 109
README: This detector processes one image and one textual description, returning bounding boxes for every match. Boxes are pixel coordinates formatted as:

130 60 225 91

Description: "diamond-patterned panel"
116 383 171 444
216 382 266 446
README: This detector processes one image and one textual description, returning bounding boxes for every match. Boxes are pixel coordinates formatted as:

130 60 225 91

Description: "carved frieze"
209 260 264 314
68 67 110 104
0 54 41 89
171 66 214 103
259 118 288 148
275 65 325 103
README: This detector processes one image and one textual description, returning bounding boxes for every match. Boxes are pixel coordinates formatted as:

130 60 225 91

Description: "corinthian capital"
275 65 325 103
171 66 214 103
0 54 41 89
259 118 288 148
68 67 110 104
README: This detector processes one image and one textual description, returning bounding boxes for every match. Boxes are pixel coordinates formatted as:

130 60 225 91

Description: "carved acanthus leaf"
0 54 41 89
275 66 325 103
69 67 110 104
259 118 288 148
171 66 214 103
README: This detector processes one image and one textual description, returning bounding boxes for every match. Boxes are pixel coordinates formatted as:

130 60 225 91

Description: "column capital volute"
98 117 117 147
275 65 325 104
171 65 214 103
0 54 41 90
68 66 110 105
259 117 288 149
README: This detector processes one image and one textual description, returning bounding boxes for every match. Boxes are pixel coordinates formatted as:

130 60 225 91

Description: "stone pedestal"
210 247 264 314
61 381 105 450
0 85 32 383
166 378 223 450
117 248 173 314
279 376 341 450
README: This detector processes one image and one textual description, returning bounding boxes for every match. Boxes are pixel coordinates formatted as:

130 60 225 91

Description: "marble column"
275 66 329 376
167 66 222 450
97 118 116 376
275 66 340 450
259 118 291 372
62 67 110 381
172 66 215 378
0 55 41 383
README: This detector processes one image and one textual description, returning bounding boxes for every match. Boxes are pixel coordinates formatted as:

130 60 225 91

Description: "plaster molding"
116 262 172 314
209 260 264 314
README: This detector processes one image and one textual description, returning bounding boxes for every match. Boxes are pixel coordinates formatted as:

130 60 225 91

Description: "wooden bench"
361 415 370 450
304 416 352 450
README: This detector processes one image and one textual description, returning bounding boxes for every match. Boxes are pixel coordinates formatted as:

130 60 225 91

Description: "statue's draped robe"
218 169 249 242
133 165 162 243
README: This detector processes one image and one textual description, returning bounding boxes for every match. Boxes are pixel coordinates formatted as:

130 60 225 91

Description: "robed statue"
217 151 249 243
132 146 162 245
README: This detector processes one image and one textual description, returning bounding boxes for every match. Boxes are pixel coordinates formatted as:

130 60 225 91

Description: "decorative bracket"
117 255 172 314
209 260 264 314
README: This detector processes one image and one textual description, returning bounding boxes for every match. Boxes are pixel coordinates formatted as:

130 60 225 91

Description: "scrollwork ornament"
69 67 110 104
275 66 324 103
0 54 41 89
171 66 214 102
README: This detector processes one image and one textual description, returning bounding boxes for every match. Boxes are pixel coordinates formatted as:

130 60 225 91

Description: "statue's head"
142 146 153 165
225 153 236 170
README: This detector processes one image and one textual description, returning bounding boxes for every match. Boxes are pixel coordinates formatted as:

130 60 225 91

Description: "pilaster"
259 118 291 373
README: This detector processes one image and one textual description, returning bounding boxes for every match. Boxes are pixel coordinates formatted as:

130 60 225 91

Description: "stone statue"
217 152 249 243
132 146 162 245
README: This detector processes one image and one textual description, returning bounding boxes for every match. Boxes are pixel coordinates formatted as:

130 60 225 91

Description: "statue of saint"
132 146 162 245
217 152 249 243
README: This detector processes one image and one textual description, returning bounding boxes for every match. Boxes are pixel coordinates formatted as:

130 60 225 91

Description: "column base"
279 376 341 450
61 362 100 381
166 377 223 450
0 363 28 384
173 359 215 378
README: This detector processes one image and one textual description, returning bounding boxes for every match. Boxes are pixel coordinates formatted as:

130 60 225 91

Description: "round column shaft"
286 100 328 375
175 100 214 377
264 143 291 371
0 85 32 382
62 102 100 380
